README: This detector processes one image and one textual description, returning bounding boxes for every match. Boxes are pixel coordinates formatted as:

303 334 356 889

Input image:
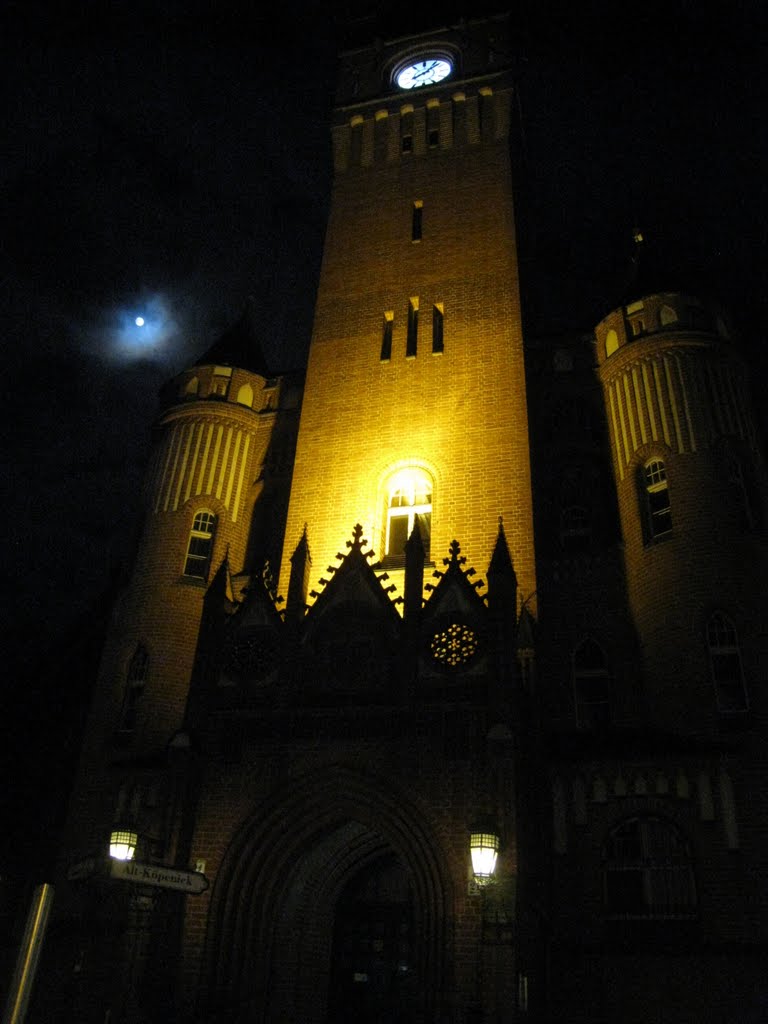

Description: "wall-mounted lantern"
469 820 500 886
109 828 138 862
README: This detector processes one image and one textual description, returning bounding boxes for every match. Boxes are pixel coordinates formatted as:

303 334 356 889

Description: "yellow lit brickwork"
279 48 536 614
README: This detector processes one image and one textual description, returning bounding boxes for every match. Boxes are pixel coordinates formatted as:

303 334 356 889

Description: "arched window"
707 612 748 712
604 817 696 918
183 510 217 580
641 458 672 541
384 469 432 564
573 639 610 728
118 644 148 734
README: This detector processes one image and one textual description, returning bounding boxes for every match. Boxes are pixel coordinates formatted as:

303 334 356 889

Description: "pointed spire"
487 517 517 581
195 296 273 376
615 226 689 307
206 552 234 605
404 521 426 630
286 525 312 624
486 517 518 625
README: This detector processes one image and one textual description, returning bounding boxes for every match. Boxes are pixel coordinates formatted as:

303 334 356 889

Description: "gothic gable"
420 540 490 677
300 525 403 697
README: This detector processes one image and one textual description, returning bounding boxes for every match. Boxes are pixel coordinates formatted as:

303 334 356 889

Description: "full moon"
135 316 145 327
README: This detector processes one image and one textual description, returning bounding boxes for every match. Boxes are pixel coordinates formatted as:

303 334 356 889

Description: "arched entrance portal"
327 852 416 1023
202 767 454 1024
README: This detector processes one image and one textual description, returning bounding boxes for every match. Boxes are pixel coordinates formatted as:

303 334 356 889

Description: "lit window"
707 612 748 712
573 639 610 728
412 201 423 241
184 510 217 580
385 469 432 563
406 297 419 358
117 644 148 734
604 817 696 918
432 303 444 354
381 312 394 361
431 622 478 668
641 459 672 541
210 366 232 398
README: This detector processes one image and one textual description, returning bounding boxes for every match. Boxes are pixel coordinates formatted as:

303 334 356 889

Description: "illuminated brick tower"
279 14 536 611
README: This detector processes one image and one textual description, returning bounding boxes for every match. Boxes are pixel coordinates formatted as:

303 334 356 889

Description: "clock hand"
413 62 437 81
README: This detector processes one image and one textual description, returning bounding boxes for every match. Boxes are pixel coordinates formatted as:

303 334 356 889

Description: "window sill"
643 530 673 547
178 575 208 588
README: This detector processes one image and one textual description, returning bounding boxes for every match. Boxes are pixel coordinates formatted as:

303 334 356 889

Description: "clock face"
396 58 452 90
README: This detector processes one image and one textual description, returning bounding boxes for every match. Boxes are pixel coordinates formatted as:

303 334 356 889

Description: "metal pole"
1 883 55 1024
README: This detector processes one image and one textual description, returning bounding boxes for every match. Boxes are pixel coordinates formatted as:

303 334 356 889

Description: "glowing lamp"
469 823 500 885
109 828 138 861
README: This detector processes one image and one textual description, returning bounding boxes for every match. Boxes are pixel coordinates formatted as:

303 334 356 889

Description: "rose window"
431 622 478 668
224 630 278 683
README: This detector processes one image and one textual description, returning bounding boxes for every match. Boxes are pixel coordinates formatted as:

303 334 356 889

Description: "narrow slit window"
406 298 419 358
401 108 414 155
412 201 423 242
432 303 444 353
427 100 440 148
573 639 611 729
707 612 748 712
380 312 394 361
350 115 363 165
118 644 149 734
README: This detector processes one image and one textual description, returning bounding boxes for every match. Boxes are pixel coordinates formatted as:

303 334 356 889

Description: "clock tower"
42 16 541 1024
279 13 536 615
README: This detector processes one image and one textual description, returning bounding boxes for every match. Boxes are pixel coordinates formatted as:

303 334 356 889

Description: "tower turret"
60 308 302 881
595 290 768 731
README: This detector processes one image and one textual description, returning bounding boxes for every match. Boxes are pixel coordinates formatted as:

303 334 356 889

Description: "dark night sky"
1 1 767 876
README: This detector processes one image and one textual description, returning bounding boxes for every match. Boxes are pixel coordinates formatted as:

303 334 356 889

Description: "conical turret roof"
195 296 272 376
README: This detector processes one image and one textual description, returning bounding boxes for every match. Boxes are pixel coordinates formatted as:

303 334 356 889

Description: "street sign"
110 860 209 894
